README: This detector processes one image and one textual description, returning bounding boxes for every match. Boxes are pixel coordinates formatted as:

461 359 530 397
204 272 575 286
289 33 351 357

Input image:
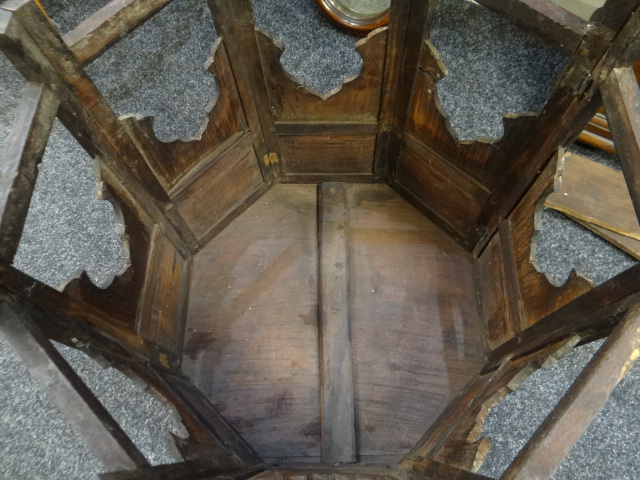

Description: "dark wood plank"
98 460 232 480
507 150 593 330
280 173 378 184
0 303 149 470
0 82 58 263
206 0 280 182
137 224 191 356
394 140 486 238
477 233 516 350
318 183 357 464
347 184 485 456
174 134 264 241
488 261 640 368
256 28 387 123
601 67 640 224
63 0 174 64
279 135 375 175
502 302 640 480
474 0 589 55
275 122 379 136
497 221 525 337
182 185 321 461
545 152 640 239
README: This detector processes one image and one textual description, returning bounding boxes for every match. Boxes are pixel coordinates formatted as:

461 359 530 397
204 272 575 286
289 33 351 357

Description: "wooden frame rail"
501 302 640 479
62 0 175 65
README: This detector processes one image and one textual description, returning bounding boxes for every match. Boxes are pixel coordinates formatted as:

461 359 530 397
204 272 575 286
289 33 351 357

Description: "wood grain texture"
0 82 58 263
174 134 264 241
122 40 247 191
183 185 321 461
137 224 191 355
394 139 487 238
508 151 593 330
404 40 540 192
63 0 174 64
567 213 640 260
474 0 589 55
279 134 375 175
477 234 517 350
256 28 387 123
0 303 149 470
318 183 357 464
347 184 485 456
545 152 640 239
502 302 640 480
601 67 640 224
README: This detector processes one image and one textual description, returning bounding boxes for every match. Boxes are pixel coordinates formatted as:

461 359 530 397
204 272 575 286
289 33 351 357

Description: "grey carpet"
0 0 638 478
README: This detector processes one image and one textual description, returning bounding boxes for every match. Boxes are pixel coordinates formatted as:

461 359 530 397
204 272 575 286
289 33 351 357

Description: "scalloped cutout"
87 0 218 143
428 0 568 142
252 0 364 96
13 121 129 292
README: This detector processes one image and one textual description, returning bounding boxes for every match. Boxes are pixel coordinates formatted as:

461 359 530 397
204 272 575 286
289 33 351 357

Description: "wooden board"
256 28 387 123
279 135 375 175
174 135 264 241
566 212 640 260
318 183 357 463
183 184 321 460
346 184 485 456
545 152 640 239
137 224 191 355
394 140 487 237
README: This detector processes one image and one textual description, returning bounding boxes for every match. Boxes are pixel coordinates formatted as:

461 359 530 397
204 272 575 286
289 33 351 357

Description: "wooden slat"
487 261 640 368
275 122 379 136
0 81 58 263
474 0 589 55
98 461 229 480
502 302 640 480
414 458 495 480
0 303 149 470
545 153 640 239
63 0 174 65
318 183 357 464
601 67 640 224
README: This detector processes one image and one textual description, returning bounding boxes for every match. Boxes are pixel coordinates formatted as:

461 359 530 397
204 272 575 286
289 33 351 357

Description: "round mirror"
315 0 390 36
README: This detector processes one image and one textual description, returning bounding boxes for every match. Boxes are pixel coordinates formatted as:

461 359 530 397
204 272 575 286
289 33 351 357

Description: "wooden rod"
318 182 357 463
63 0 175 65
501 302 640 480
601 67 640 224
0 303 149 470
0 82 58 264
474 0 589 55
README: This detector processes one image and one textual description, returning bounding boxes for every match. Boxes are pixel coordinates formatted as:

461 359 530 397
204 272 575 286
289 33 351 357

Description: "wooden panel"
279 135 375 175
567 213 640 260
62 0 174 64
474 0 589 55
394 141 486 237
545 153 640 239
256 28 387 123
502 302 640 480
123 40 247 190
183 185 320 460
0 304 149 470
137 225 191 355
404 40 540 192
602 67 640 223
318 183 356 464
347 184 485 456
62 181 153 330
508 151 593 330
174 134 264 241
0 82 58 263
477 234 516 350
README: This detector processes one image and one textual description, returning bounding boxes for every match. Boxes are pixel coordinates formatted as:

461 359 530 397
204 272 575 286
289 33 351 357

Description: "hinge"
263 152 279 166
